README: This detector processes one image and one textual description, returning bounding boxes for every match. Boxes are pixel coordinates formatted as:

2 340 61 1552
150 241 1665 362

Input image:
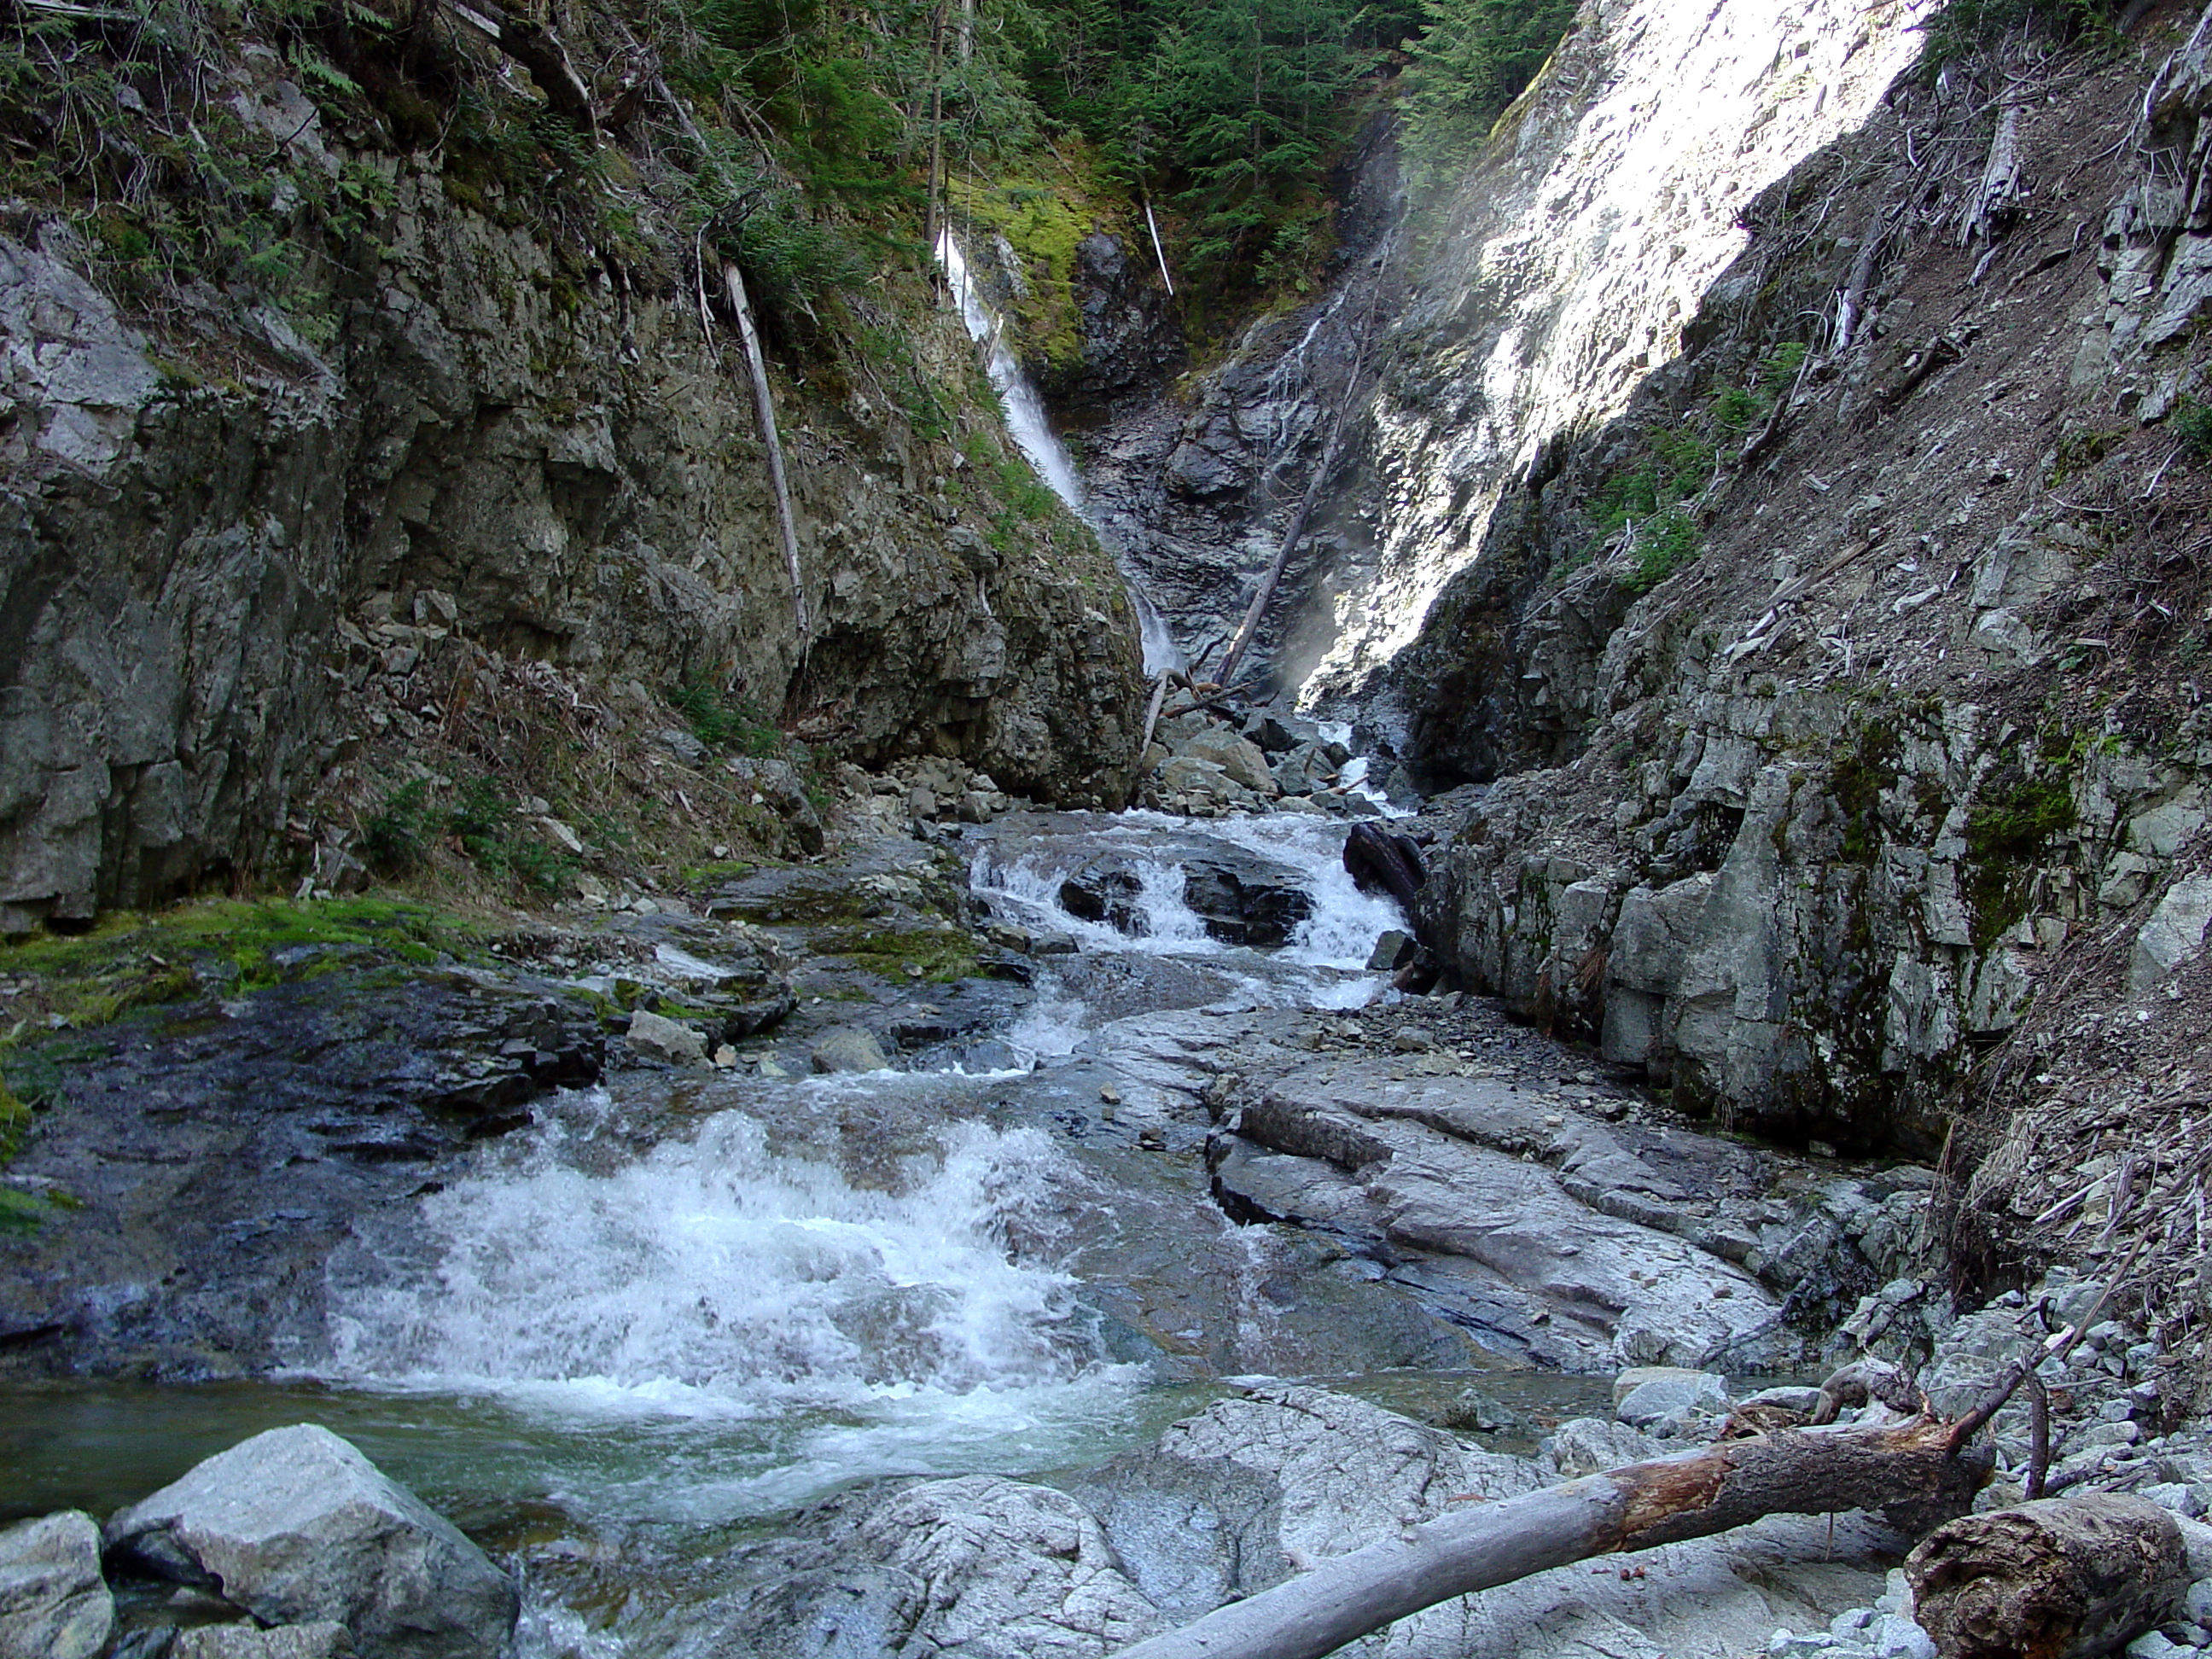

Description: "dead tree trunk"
723 263 809 657
1906 1493 2189 1659
1959 87 2023 246
1110 1417 1988 1659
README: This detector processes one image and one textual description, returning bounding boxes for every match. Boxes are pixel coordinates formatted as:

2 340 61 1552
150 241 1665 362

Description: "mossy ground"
947 141 1125 375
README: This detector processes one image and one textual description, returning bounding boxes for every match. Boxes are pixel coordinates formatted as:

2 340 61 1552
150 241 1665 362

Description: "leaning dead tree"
1110 1415 1991 1659
653 81 812 674
1214 262 1388 688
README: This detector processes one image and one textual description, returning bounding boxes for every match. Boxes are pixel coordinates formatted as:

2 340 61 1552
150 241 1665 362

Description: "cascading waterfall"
935 230 1184 677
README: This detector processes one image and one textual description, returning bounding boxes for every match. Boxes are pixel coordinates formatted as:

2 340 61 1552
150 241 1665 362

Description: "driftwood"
724 262 810 658
647 77 812 672
1906 1493 2189 1659
1959 85 2024 246
1110 1417 1989 1659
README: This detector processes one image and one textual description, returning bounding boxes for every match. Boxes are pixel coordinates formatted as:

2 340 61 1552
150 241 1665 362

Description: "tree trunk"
723 263 809 658
1959 89 2023 246
1906 1493 2189 1659
1111 1417 1988 1659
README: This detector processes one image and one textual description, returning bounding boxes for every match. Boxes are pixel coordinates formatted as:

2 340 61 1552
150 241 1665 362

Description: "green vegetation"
1398 0 1577 188
672 681 788 760
810 923 980 981
1586 344 1811 594
2172 396 2212 461
362 778 575 893
2048 427 2126 486
1917 0 2127 74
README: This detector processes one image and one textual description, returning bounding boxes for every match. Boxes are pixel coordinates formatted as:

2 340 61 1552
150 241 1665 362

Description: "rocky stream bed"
4 801 2212 1659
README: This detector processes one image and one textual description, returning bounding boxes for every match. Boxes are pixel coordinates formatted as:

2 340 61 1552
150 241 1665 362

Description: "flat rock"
0 1511 111 1659
104 1423 515 1659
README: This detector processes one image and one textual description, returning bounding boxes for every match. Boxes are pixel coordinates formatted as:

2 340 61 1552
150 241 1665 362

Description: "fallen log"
1906 1493 2188 1659
1109 1416 1989 1659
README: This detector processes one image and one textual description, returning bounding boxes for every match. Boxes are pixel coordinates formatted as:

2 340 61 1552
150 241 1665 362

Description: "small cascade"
936 231 1183 677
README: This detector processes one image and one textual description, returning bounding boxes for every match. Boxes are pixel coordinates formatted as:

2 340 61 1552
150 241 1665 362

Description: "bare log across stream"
1110 1417 1990 1659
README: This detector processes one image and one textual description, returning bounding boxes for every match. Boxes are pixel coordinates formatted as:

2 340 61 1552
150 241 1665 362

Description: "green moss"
1831 716 1905 865
947 148 1120 374
0 897 486 1036
809 923 979 982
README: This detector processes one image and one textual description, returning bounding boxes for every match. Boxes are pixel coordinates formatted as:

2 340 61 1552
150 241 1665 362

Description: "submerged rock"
0 1511 111 1659
104 1423 515 1659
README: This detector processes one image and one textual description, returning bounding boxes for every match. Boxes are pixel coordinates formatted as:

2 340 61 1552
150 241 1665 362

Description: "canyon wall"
0 75 1146 932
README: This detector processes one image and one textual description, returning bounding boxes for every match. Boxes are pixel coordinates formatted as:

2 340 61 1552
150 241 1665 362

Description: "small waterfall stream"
936 231 1184 677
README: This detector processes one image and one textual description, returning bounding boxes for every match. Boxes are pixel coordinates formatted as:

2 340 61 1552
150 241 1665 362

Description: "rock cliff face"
1388 7 2212 1178
1077 0 1936 691
0 127 1145 931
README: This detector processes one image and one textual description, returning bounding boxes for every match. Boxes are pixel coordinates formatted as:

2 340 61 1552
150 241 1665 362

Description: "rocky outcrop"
105 1423 515 1659
0 1511 110 1659
1373 15 2212 1176
0 67 1145 930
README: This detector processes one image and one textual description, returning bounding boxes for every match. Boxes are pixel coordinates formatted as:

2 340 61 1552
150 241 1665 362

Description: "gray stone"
1615 1366 1729 1428
1543 1417 1666 1478
1366 929 1417 972
0 1511 112 1659
172 1625 355 1659
2133 876 2212 995
626 1008 707 1066
1178 729 1278 795
103 1423 515 1659
1870 1615 1937 1659
809 1025 891 1074
655 727 708 767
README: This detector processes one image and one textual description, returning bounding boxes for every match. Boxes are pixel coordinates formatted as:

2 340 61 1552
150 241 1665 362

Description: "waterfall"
936 230 1184 677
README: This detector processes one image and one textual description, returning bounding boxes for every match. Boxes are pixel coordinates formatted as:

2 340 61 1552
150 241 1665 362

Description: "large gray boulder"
103 1424 515 1659
0 1510 112 1659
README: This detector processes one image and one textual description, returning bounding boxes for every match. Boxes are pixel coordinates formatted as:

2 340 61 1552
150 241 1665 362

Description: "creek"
0 811 1625 1655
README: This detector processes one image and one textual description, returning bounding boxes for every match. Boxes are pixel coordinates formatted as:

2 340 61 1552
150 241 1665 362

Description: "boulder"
1615 1367 1729 1429
103 1424 515 1659
809 1026 891 1074
0 1511 111 1659
1179 729 1278 795
1366 928 1417 971
1180 856 1314 948
626 1007 707 1066
2131 874 2212 994
1541 1417 1666 1479
172 1626 355 1658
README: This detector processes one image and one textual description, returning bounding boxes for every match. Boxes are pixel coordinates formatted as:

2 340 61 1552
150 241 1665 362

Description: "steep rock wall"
0 131 1144 930
1401 11 2212 1160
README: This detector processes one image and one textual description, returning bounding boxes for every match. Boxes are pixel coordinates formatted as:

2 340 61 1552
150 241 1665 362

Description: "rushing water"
936 230 1185 678
4 809 1559 1654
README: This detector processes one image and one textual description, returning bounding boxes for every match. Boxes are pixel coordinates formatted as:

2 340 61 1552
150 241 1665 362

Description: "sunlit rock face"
1302 0 1935 706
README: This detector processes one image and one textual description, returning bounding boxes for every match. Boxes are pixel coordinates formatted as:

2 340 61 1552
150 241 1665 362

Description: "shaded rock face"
0 145 1144 929
105 1423 515 1659
0 1511 112 1659
0 962 604 1378
1034 231 1185 426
